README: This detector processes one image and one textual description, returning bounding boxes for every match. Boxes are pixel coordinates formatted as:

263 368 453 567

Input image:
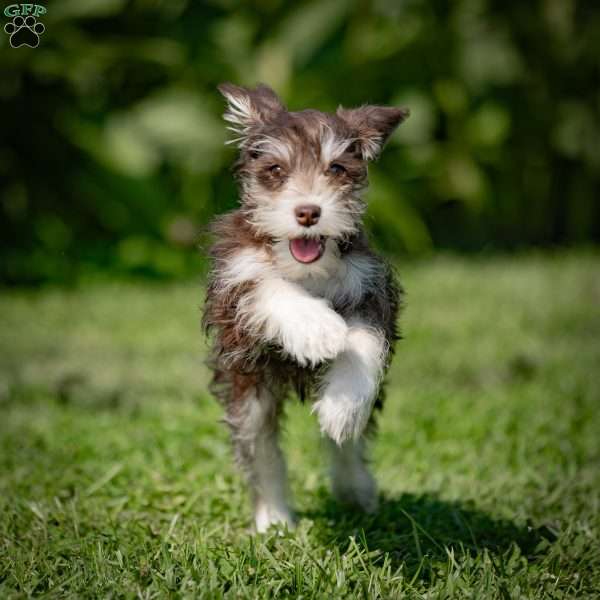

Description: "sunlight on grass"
1 252 599 597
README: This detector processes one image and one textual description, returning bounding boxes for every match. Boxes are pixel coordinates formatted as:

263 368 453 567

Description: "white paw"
254 502 296 534
313 388 374 445
280 301 348 367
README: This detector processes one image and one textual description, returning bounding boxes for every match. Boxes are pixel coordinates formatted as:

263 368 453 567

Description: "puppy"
203 83 407 532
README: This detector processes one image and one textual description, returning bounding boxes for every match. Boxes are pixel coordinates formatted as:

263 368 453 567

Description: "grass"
1 251 599 598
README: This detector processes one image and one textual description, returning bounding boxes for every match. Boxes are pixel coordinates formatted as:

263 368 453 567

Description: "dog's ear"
218 83 285 139
337 105 409 160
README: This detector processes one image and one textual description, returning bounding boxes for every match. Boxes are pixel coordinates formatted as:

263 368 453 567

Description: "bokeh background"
2 0 599 285
2 3 600 595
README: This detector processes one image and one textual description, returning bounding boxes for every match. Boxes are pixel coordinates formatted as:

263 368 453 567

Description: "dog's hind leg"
327 436 378 513
226 377 294 533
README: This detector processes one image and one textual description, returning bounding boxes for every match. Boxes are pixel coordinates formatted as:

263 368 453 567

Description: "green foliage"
1 1 599 283
1 252 599 596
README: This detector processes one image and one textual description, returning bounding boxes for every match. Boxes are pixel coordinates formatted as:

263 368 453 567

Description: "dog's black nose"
295 204 321 227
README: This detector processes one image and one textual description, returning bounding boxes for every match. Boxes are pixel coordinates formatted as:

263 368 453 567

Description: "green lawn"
1 252 599 598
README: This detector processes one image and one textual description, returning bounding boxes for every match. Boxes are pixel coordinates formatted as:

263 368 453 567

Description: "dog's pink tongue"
289 238 322 263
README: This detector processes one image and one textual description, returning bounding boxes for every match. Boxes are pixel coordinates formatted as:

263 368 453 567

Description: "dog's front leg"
313 319 387 445
243 278 348 367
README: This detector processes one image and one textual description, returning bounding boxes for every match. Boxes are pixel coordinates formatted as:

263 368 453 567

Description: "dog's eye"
268 164 283 176
328 163 346 175
346 142 359 155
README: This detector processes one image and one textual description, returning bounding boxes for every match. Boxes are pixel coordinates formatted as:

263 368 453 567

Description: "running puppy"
203 83 407 532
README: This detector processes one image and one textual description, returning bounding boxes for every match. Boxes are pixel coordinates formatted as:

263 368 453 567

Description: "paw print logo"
4 15 45 48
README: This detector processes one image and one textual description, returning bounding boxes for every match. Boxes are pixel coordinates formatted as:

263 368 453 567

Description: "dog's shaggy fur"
203 83 408 532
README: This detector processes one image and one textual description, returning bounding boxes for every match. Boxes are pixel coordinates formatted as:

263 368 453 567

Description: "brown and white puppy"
203 83 407 532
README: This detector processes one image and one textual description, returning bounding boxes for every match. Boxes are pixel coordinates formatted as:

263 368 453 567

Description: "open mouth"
289 237 325 264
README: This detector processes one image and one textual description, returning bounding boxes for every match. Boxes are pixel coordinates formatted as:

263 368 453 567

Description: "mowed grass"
1 252 599 598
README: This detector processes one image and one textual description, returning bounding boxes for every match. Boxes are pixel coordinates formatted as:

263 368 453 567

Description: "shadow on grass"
304 492 556 579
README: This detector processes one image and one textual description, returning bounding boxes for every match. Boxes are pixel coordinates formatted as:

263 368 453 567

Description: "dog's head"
218 83 408 265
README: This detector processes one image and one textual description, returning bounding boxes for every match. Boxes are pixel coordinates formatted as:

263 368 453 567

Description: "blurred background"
1 0 599 285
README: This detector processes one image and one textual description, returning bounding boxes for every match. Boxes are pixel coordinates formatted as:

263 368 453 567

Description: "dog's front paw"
313 387 374 446
282 302 348 367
